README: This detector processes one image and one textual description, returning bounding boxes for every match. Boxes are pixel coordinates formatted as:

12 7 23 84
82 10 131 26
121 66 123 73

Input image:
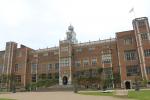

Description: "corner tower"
132 17 150 80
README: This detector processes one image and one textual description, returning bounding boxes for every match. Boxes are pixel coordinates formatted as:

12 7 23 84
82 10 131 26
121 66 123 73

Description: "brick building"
0 17 150 90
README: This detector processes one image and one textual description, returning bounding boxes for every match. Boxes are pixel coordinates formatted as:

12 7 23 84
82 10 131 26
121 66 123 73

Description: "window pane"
126 65 140 76
124 50 136 60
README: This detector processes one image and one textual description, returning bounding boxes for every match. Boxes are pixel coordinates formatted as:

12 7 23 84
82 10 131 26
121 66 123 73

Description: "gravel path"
0 92 132 100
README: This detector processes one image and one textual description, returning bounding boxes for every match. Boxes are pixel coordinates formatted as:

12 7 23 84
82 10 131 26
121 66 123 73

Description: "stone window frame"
141 33 148 40
126 65 140 76
124 37 133 45
83 59 89 66
124 50 137 61
144 49 150 57
91 58 97 66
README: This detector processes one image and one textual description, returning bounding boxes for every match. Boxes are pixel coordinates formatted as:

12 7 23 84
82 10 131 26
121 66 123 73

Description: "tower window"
60 58 69 67
61 47 68 52
144 49 150 57
141 33 148 40
138 21 145 27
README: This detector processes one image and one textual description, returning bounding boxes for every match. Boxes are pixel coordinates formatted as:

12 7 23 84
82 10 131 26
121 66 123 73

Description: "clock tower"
59 25 77 85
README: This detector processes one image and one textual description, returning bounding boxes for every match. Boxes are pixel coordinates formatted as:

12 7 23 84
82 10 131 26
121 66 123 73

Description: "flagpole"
133 8 136 18
129 7 136 19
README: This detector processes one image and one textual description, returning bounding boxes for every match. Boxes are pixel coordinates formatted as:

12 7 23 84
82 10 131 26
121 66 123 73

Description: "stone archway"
125 81 131 89
63 76 68 85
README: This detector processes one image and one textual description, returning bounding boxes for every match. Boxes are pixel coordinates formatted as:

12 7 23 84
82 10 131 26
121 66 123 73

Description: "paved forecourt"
0 92 132 100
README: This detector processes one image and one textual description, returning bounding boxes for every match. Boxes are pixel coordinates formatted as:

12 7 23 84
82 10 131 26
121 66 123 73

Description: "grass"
79 90 150 100
0 98 15 100
128 90 150 100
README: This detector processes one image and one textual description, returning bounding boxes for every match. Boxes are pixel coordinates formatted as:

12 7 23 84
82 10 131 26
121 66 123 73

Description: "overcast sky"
0 0 150 50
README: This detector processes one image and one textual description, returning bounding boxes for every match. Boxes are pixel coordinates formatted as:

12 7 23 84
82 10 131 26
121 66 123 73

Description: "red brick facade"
0 17 150 89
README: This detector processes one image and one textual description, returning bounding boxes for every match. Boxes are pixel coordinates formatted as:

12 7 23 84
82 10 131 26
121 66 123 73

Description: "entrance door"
63 76 68 85
125 81 131 89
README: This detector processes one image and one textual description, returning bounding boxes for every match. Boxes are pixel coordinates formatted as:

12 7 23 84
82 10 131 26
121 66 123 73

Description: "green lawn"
0 99 15 100
128 90 150 100
79 90 150 100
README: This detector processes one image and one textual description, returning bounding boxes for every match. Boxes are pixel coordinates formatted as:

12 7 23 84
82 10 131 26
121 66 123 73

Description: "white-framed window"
83 59 89 66
102 54 112 64
124 37 133 45
124 50 136 60
144 49 150 57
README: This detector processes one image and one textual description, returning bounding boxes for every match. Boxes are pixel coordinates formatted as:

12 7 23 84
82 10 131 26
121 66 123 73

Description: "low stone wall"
114 89 128 96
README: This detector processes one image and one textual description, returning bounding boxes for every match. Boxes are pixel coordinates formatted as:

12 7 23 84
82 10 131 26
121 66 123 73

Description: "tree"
0 74 12 92
97 68 103 89
113 73 121 88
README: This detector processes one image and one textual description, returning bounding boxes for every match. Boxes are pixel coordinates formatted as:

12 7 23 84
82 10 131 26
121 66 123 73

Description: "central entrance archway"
63 76 68 85
125 81 131 89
